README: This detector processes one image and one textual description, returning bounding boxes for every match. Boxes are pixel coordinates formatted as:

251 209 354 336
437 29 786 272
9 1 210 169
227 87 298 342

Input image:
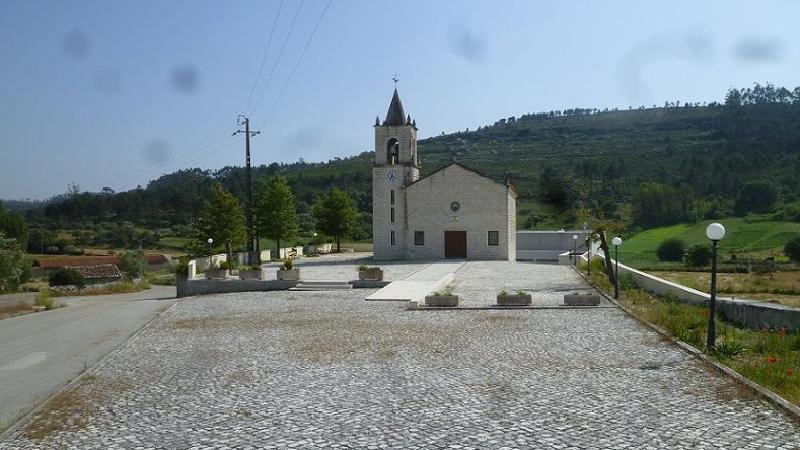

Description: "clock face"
450 201 461 212
387 171 398 183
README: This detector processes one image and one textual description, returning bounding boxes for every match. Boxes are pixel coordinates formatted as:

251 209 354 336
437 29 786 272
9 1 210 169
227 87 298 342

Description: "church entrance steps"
289 281 353 291
365 262 466 302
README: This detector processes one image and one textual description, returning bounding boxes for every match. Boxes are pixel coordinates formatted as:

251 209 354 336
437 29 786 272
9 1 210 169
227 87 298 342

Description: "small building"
372 88 517 260
64 264 124 285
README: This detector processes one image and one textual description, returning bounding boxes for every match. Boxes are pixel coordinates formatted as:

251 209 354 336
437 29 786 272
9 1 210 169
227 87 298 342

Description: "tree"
118 250 145 280
785 237 800 261
734 181 778 215
578 208 621 285
631 182 686 228
0 233 29 293
27 228 56 254
684 245 711 267
195 183 246 262
538 166 568 208
49 268 85 288
312 188 357 253
0 203 28 251
255 176 298 259
657 238 685 262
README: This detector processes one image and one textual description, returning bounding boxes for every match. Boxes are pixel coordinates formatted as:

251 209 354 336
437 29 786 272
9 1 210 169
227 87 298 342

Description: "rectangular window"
488 231 499 246
390 190 395 205
390 207 395 223
414 231 425 246
390 231 396 246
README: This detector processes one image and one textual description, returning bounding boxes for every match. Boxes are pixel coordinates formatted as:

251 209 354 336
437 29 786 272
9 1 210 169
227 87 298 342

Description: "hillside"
19 83 800 239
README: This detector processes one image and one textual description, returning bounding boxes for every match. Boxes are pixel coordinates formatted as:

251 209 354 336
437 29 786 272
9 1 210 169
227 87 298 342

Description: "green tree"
195 183 246 262
118 250 145 280
631 182 685 228
684 245 712 267
27 228 56 254
312 188 357 253
0 203 28 251
657 238 685 262
0 233 29 293
255 176 298 258
785 237 800 262
734 181 778 215
49 268 85 289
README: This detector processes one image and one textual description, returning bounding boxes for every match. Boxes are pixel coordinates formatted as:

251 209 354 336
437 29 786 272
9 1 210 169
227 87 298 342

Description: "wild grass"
0 302 34 319
588 271 800 405
50 280 151 297
653 271 800 307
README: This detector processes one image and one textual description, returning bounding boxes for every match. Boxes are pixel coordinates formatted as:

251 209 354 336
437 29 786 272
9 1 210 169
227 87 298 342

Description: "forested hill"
23 83 800 231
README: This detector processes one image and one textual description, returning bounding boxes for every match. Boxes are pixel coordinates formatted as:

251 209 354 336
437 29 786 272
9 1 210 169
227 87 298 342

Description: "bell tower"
372 87 419 259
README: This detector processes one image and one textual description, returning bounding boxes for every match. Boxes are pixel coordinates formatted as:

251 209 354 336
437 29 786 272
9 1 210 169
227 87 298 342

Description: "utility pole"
233 115 260 265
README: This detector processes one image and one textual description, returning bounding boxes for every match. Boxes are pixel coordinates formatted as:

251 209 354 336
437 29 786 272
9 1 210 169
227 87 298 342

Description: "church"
372 88 517 260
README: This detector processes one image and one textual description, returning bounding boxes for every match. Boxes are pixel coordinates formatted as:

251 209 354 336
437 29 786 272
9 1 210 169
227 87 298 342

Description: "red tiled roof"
64 264 123 280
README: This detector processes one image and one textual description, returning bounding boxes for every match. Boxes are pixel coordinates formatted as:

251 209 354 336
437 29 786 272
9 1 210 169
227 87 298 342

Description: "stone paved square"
2 262 799 449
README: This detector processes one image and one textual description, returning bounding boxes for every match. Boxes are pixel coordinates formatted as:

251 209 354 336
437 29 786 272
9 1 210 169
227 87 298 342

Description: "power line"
244 0 285 114
114 138 240 193
259 0 334 130
100 130 231 190
249 0 306 116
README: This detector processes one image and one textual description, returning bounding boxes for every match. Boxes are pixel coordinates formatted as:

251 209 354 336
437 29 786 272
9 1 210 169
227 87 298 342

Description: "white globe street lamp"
572 235 578 266
612 236 622 299
207 238 213 257
705 223 725 351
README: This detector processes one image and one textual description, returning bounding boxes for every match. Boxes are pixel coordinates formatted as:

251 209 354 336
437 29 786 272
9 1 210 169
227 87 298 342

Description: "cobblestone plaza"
2 262 799 449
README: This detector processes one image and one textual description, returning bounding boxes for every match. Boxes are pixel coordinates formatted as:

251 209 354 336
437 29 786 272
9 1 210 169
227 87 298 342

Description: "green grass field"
620 217 800 269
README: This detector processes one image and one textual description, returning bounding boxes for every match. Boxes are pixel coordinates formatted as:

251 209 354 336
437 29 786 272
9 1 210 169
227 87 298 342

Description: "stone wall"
517 231 592 261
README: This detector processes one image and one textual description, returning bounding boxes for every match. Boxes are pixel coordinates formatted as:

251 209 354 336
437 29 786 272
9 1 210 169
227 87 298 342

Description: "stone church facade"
372 88 517 260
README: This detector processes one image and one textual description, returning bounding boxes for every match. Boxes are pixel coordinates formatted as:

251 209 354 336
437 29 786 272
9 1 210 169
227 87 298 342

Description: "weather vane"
392 73 399 85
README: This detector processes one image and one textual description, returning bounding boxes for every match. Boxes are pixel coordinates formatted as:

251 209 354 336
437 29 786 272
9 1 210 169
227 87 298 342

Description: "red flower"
778 327 787 338
788 368 794 376
765 356 779 364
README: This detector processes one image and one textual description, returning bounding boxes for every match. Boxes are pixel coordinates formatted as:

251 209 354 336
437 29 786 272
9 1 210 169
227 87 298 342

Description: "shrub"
358 265 369 271
282 258 293 270
785 237 800 262
175 257 189 277
684 245 712 267
118 250 144 280
714 339 747 358
218 260 232 270
34 290 54 310
657 238 685 262
49 268 86 289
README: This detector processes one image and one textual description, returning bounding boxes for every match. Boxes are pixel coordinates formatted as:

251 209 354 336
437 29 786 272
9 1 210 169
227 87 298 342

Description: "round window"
450 201 461 212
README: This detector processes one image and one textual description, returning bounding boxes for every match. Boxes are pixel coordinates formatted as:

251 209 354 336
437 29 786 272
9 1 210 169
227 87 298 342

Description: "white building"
372 88 517 260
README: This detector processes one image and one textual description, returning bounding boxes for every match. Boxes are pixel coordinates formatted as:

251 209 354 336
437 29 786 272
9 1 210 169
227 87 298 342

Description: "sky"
1 0 799 200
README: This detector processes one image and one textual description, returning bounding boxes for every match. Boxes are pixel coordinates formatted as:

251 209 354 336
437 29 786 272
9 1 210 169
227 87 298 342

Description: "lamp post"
207 238 213 257
612 236 622 299
705 223 726 351
572 235 578 266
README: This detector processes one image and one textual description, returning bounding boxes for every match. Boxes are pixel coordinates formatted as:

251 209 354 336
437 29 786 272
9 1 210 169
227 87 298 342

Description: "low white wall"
188 254 228 279
277 246 304 259
584 253 800 331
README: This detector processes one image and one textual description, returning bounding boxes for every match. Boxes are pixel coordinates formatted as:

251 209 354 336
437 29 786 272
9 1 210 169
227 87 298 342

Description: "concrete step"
290 281 353 291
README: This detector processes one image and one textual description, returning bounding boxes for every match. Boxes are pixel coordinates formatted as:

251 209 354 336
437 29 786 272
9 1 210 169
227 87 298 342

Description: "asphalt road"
0 286 176 433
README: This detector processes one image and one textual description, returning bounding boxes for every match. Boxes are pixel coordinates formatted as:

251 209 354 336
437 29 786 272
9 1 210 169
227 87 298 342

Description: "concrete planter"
425 295 459 307
564 293 601 306
358 268 384 281
239 269 264 280
497 294 532 306
205 269 229 280
277 268 300 281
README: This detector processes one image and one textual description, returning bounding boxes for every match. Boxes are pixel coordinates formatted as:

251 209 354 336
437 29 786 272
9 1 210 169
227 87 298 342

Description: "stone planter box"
205 269 229 280
497 293 532 306
277 268 300 281
564 293 601 306
425 295 459 307
239 269 264 280
358 268 384 281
